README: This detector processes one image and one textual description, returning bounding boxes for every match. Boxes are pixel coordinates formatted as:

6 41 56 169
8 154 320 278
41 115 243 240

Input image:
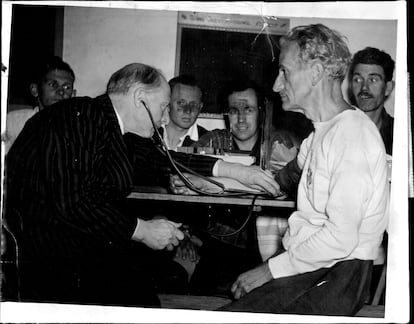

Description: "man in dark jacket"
4 63 279 307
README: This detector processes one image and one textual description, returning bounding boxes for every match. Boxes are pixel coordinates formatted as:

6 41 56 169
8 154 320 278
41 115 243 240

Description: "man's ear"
29 83 39 98
310 60 324 86
385 80 395 97
132 86 145 108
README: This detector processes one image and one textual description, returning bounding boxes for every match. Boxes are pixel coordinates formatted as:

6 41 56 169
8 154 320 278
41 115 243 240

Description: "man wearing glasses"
161 75 207 151
195 79 299 164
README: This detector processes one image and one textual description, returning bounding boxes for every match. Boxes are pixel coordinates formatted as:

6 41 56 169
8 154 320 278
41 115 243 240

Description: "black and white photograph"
1 1 411 323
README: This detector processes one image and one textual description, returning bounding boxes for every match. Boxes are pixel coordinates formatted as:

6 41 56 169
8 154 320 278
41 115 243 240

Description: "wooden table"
128 188 295 209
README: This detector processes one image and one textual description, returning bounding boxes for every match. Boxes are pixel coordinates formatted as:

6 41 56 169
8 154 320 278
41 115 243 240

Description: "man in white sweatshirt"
219 24 389 316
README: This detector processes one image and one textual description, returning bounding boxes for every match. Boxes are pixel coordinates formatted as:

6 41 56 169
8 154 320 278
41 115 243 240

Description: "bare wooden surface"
128 191 295 208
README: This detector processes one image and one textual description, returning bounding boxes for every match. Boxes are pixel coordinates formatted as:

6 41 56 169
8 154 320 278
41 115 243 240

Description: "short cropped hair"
219 78 265 112
107 63 164 95
31 56 75 84
349 47 395 82
280 24 351 81
168 74 203 100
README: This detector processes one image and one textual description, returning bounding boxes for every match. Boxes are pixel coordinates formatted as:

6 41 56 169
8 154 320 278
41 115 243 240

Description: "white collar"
185 121 200 142
113 105 125 134
162 122 200 151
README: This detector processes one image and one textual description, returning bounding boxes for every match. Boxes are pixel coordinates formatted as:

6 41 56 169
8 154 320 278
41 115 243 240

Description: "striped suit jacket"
5 94 217 261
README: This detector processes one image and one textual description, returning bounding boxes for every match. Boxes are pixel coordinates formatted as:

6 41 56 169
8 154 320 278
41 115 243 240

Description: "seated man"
173 24 389 316
160 74 208 151
273 47 395 200
4 55 76 153
220 23 388 316
348 47 395 155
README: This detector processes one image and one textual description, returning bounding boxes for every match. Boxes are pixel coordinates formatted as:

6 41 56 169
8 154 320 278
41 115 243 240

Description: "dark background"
178 26 313 139
179 27 280 113
6 4 63 108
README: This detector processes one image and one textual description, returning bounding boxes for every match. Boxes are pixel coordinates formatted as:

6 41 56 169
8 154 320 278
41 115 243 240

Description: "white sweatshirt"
268 109 389 279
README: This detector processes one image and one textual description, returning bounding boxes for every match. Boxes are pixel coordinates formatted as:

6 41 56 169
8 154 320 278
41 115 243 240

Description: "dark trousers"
14 244 189 307
17 255 160 307
219 259 372 316
189 236 261 297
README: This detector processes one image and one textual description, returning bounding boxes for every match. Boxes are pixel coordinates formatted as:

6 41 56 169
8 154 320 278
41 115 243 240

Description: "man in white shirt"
4 56 75 153
219 24 388 316
161 75 207 151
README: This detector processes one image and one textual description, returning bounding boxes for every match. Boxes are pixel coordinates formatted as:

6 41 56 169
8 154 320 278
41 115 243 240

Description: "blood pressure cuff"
273 157 302 198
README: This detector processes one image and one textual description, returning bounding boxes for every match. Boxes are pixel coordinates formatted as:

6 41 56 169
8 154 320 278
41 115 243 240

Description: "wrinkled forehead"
279 42 302 67
228 89 258 108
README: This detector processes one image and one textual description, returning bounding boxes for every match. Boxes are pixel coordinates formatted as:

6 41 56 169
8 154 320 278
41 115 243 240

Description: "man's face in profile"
134 80 171 138
273 42 311 114
32 69 75 109
169 84 203 130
